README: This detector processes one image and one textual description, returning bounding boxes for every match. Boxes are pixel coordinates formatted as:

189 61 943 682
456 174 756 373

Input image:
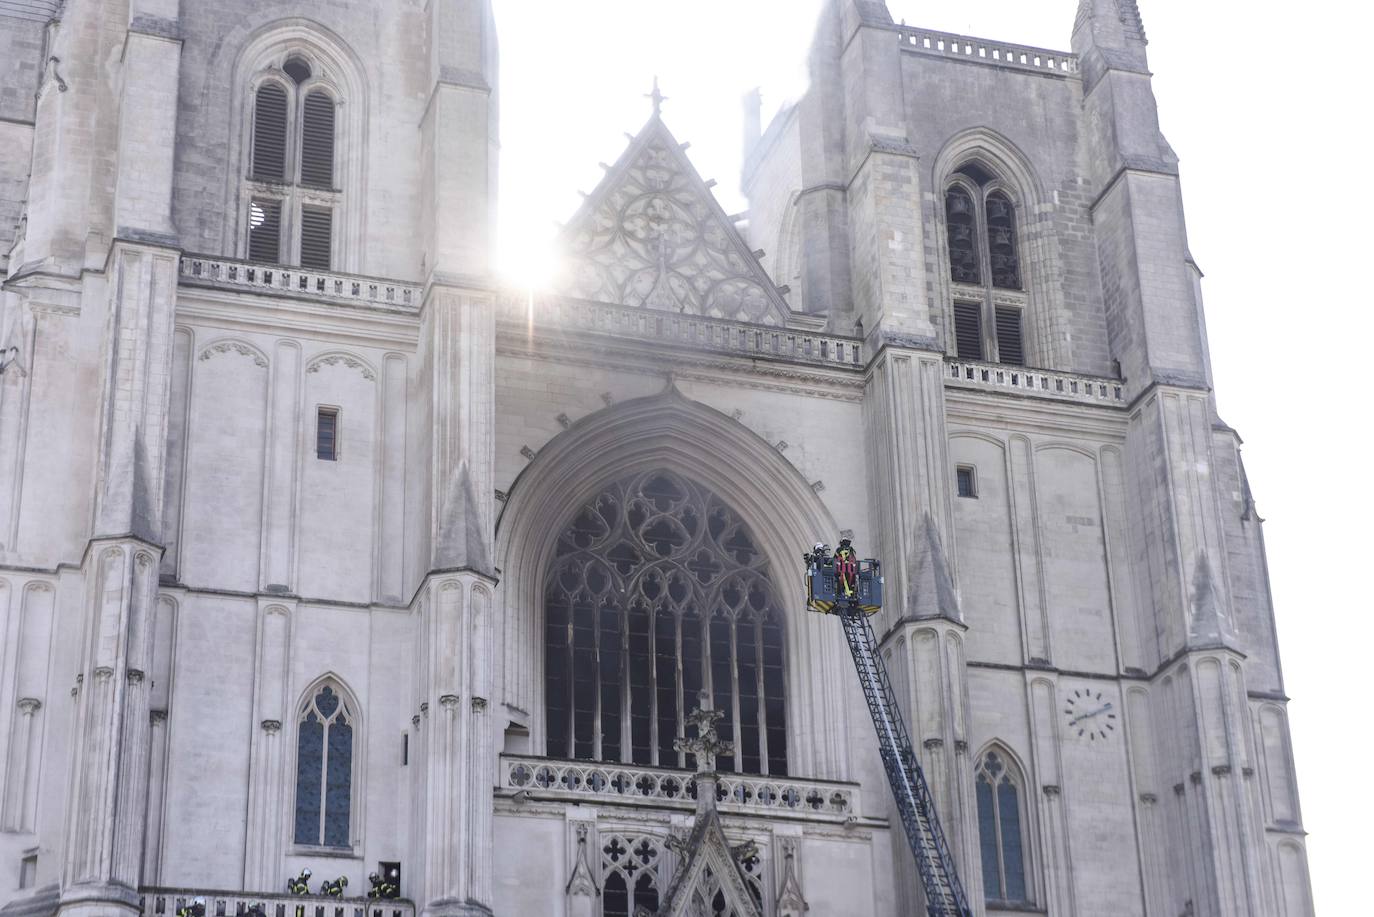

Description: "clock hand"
1069 702 1114 726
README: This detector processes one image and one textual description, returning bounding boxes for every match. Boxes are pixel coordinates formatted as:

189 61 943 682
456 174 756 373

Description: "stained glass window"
544 471 787 776
294 683 354 847
975 749 1030 905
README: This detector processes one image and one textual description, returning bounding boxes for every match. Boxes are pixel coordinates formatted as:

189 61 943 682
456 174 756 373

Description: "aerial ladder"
804 540 972 917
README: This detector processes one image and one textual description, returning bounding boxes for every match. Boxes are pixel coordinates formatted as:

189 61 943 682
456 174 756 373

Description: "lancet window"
293 682 354 848
245 54 339 270
975 748 1030 906
544 471 788 776
945 162 1026 365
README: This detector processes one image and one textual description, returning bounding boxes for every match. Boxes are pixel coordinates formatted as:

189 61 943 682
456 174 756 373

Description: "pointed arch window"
294 682 355 848
544 470 788 776
945 164 1027 366
975 748 1030 906
245 54 340 270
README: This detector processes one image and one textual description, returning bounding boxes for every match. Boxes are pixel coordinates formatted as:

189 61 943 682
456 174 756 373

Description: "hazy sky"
493 1 1372 911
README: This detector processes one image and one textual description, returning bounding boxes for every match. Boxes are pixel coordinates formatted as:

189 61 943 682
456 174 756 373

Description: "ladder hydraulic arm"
805 543 972 917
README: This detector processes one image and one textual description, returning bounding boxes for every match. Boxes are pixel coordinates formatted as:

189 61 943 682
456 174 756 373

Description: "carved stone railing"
141 890 413 917
179 255 421 311
946 359 1125 406
896 25 1078 76
501 755 859 821
498 293 864 370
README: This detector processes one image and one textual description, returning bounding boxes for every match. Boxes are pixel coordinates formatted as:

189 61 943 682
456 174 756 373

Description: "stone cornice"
496 331 864 403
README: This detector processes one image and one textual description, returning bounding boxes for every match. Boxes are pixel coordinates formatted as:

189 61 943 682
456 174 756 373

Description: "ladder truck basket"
804 549 883 615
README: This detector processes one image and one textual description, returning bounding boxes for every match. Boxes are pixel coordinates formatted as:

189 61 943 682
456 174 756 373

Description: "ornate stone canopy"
556 113 791 326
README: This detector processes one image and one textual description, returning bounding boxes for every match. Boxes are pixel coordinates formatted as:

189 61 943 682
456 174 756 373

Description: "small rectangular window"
956 465 977 498
300 205 333 271
248 198 282 263
996 306 1024 366
316 407 339 461
953 302 983 360
402 732 408 766
19 853 36 889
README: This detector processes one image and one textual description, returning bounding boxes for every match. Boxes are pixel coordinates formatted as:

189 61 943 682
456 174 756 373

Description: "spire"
906 512 962 622
646 76 668 118
1187 552 1239 650
434 461 492 574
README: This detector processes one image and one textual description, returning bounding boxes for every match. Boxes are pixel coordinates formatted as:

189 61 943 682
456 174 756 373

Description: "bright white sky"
493 1 1373 911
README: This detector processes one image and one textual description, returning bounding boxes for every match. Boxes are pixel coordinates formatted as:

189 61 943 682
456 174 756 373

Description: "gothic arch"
931 128 1064 370
285 672 364 851
971 740 1040 907
495 387 855 779
223 19 369 270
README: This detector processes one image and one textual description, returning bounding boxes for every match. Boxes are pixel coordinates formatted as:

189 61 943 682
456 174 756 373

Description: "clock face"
1064 689 1116 741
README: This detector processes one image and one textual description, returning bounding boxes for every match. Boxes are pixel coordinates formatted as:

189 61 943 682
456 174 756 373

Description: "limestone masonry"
0 1 1313 915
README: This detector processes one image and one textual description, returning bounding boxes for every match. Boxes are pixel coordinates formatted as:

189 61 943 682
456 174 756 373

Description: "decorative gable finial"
675 691 732 776
646 76 668 117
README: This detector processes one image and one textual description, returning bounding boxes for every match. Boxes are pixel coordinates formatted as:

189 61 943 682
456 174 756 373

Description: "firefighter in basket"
833 538 859 599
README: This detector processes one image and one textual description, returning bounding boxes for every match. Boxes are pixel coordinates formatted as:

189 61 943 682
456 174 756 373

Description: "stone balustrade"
946 359 1125 406
896 25 1078 76
141 890 413 917
179 255 421 311
498 293 864 370
501 755 859 821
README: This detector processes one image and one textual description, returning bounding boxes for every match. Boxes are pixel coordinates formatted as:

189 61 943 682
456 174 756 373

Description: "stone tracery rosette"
560 123 790 326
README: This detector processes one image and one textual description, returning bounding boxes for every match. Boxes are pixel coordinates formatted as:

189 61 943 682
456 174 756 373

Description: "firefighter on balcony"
176 898 206 917
286 869 311 896
320 877 348 898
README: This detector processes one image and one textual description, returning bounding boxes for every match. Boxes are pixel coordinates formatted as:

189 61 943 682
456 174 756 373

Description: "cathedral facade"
0 0 1314 915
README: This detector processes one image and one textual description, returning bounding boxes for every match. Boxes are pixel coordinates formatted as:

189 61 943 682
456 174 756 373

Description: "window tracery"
294 682 354 848
975 748 1029 906
245 52 340 269
600 832 664 917
544 471 787 776
945 164 1026 365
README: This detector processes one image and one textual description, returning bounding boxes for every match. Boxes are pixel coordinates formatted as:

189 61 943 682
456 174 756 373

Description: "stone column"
244 601 293 889
2 698 42 832
416 573 497 917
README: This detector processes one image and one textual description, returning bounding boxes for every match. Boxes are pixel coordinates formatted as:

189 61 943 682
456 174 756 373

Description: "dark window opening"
995 307 1024 366
945 186 980 285
300 205 333 271
251 84 288 181
956 160 997 187
316 407 338 461
957 466 977 499
986 191 1021 289
18 854 36 890
954 302 984 360
247 198 282 263
282 56 312 85
300 91 336 189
